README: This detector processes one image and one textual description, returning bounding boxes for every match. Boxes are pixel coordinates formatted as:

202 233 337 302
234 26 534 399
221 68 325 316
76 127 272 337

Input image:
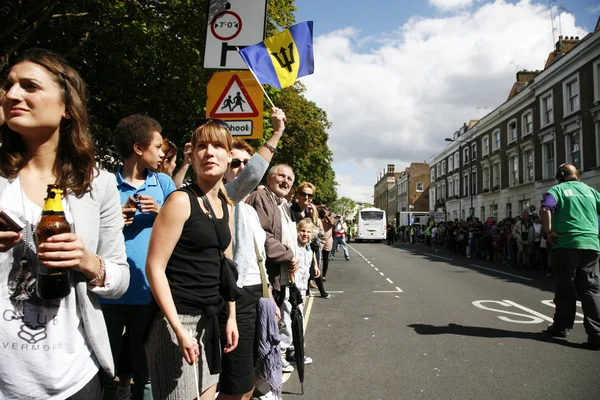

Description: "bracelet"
89 255 106 286
263 142 277 154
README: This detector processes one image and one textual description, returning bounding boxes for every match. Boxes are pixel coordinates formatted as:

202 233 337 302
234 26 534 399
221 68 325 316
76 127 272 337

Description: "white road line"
425 253 453 261
374 290 402 293
374 267 379 271
386 278 394 284
502 300 553 322
379 272 385 276
471 264 533 281
396 287 404 292
541 300 584 321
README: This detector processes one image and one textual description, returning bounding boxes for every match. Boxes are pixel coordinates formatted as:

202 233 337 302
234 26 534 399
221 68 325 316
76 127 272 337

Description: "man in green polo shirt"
541 163 600 350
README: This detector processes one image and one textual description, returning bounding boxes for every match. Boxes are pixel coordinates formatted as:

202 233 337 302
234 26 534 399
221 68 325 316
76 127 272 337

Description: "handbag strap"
252 236 270 298
190 184 226 258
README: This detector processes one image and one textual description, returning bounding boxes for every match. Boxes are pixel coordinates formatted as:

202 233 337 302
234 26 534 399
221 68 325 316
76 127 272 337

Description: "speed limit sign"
204 0 267 70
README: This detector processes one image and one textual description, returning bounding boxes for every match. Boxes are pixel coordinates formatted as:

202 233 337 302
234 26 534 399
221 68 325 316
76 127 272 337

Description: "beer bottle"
36 185 71 299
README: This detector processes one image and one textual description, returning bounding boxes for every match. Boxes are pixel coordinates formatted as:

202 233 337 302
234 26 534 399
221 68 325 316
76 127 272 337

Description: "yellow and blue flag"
238 21 314 89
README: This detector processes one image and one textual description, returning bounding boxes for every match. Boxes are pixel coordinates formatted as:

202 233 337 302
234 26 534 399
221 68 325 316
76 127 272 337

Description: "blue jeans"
102 304 155 400
332 236 349 260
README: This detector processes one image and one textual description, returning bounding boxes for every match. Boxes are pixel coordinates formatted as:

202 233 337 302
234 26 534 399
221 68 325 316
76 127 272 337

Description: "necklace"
7 175 41 317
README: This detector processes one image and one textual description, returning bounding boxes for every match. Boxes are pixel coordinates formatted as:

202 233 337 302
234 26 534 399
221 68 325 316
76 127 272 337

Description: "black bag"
194 185 243 302
520 231 529 241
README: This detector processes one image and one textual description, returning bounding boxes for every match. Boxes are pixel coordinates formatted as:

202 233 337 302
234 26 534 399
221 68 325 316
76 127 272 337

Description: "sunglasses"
230 158 250 168
193 118 230 132
299 191 314 199
164 139 177 160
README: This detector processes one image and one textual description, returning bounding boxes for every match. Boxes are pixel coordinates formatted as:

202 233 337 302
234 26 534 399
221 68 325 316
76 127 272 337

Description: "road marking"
374 267 379 271
425 253 453 261
473 300 546 323
396 287 404 292
541 300 584 323
471 264 533 281
379 272 385 276
386 278 394 284
502 300 554 322
303 293 314 331
374 290 403 293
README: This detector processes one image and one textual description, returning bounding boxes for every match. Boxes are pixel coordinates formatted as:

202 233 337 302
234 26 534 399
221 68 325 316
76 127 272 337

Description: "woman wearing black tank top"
145 119 238 400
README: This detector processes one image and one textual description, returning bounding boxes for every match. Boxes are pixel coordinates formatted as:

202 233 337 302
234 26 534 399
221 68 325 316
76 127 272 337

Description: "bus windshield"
361 211 384 221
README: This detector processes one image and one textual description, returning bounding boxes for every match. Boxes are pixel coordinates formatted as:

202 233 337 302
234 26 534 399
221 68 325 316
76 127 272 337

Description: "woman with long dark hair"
0 49 129 399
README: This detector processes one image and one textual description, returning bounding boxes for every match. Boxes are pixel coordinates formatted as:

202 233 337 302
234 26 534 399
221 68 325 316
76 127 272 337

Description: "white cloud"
301 0 588 203
429 0 474 12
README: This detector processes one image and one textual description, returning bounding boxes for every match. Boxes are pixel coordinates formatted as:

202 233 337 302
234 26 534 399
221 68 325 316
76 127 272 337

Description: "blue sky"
291 0 599 203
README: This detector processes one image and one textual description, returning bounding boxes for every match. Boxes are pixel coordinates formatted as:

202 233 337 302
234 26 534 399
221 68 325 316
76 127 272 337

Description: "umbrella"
288 275 305 395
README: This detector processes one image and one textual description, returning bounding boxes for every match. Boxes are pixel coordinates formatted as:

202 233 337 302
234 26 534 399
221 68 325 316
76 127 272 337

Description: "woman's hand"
122 205 136 225
224 317 239 353
183 142 192 165
176 328 199 365
37 233 100 280
314 265 321 278
0 231 21 252
138 195 161 214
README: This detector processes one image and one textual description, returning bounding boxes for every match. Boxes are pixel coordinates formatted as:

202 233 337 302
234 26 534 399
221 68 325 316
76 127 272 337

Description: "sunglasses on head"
299 191 314 199
164 139 177 159
192 118 230 132
230 158 250 168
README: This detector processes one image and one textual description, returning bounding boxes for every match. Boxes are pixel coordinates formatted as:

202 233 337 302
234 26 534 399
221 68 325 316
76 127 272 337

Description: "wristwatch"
263 142 277 153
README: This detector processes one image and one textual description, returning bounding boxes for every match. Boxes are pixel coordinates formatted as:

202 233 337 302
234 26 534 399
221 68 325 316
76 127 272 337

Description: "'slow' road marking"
471 264 533 281
502 300 554 322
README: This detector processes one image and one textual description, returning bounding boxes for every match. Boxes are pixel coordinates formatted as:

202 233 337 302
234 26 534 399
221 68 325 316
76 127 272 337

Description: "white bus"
355 207 386 242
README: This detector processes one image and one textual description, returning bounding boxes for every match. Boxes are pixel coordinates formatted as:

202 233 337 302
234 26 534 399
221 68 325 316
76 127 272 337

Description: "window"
510 155 519 186
493 130 501 151
463 174 469 197
506 202 512 218
564 77 580 115
442 160 446 175
431 168 435 182
508 121 517 143
480 206 485 220
471 171 477 195
483 137 490 155
448 156 454 172
472 143 477 161
519 199 530 214
436 184 441 200
492 163 500 188
523 149 534 183
483 167 490 189
437 164 441 177
448 179 454 197
567 132 581 170
523 112 533 136
541 92 553 126
441 181 446 199
454 152 460 169
594 60 600 103
543 141 555 179
416 182 424 192
492 204 498 220
454 176 460 196
463 147 469 164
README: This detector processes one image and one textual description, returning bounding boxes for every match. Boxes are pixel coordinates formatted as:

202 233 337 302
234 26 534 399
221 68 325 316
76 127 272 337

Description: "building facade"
374 164 402 221
429 31 600 221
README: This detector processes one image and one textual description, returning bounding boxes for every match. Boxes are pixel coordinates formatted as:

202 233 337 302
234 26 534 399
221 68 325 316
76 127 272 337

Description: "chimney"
555 35 579 54
516 70 538 84
387 164 395 177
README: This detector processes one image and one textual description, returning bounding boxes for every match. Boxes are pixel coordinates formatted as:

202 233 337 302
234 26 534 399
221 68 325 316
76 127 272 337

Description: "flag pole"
236 46 276 109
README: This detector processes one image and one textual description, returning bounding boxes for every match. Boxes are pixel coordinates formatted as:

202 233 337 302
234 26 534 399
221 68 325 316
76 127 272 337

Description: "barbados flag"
238 21 314 89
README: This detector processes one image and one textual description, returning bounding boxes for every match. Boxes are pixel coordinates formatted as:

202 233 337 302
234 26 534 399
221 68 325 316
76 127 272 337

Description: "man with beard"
246 164 299 372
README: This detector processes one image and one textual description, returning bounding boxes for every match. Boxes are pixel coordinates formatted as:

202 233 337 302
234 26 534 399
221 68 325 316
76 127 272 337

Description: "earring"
64 114 71 120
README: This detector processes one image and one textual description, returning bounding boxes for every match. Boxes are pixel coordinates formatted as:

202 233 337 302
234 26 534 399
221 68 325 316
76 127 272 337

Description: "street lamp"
445 137 474 219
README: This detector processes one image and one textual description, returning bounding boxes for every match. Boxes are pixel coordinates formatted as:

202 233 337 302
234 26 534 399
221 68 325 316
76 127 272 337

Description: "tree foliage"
331 197 357 219
0 0 336 201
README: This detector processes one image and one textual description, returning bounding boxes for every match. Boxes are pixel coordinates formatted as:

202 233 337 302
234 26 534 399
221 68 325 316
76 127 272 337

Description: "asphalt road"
282 241 600 400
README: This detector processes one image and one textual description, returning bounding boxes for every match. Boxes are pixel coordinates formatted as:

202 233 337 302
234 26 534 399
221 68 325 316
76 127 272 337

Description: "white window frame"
482 167 490 190
541 134 556 180
492 130 501 151
472 143 477 162
454 176 460 197
441 181 446 199
508 153 519 187
471 169 477 195
448 179 454 198
507 119 518 143
448 156 454 172
454 152 460 169
441 160 446 175
492 162 500 189
522 148 534 183
565 129 582 171
563 73 580 116
416 182 424 192
483 136 490 156
437 164 441 177
463 173 469 197
431 168 435 182
522 111 533 137
594 59 600 104
540 90 554 127
463 147 469 165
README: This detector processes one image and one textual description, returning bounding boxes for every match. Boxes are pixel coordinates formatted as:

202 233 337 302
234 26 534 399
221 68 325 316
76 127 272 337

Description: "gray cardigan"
0 170 130 377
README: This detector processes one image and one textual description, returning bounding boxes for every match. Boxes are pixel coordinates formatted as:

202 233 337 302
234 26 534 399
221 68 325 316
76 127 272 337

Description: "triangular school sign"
209 74 259 118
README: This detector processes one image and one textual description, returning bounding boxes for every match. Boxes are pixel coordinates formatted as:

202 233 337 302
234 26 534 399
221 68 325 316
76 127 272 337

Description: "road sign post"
206 71 264 139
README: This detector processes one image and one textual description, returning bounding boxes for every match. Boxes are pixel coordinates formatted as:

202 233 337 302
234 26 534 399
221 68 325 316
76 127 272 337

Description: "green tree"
331 197 357 219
